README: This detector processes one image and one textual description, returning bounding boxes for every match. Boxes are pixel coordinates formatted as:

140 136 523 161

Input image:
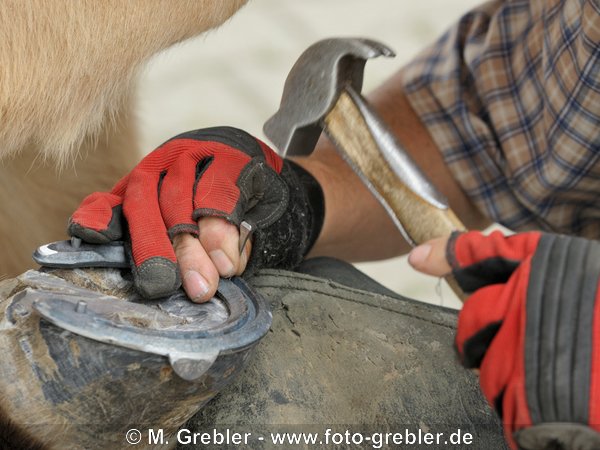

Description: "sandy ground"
135 0 486 309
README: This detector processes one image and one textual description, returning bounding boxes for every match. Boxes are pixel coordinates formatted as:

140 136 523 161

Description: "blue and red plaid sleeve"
403 0 600 237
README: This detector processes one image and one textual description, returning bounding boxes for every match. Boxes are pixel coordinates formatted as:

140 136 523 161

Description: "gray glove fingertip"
68 205 124 244
131 256 182 300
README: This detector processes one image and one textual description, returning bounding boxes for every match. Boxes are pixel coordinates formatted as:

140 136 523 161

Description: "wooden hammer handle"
324 90 468 302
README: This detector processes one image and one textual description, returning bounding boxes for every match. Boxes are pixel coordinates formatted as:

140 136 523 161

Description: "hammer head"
264 38 395 156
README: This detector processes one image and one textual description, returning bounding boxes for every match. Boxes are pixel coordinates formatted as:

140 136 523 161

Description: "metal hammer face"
263 38 394 156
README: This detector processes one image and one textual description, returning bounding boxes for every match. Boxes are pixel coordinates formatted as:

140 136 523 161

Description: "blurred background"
136 0 484 309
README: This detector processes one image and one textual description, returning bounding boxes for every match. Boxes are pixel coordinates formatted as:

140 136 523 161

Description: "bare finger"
172 233 219 302
198 217 248 277
407 236 452 277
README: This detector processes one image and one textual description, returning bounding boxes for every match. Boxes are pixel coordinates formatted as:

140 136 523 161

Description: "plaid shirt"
403 0 600 237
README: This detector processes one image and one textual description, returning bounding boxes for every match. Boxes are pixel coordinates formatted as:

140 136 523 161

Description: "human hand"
68 127 323 301
409 231 600 450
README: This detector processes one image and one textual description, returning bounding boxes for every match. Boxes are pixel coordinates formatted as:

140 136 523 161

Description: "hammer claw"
264 38 395 156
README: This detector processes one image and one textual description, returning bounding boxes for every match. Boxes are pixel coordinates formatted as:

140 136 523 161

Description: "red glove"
68 127 324 299
449 231 600 449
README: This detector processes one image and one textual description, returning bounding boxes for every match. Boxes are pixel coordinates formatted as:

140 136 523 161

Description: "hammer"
264 38 467 301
